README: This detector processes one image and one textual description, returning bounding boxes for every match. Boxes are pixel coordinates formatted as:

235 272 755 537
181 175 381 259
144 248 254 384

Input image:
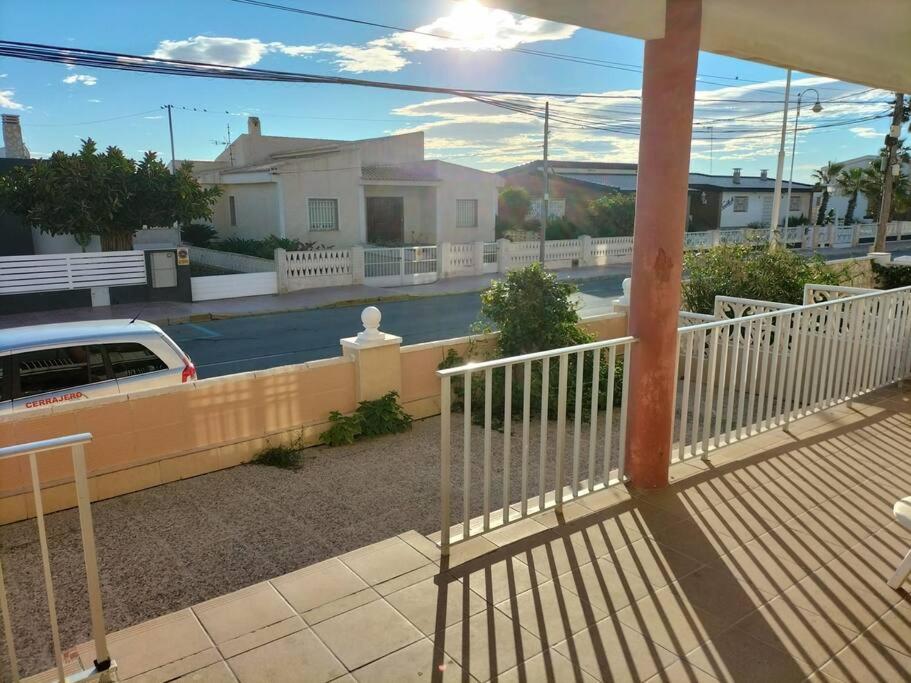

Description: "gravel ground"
0 377 756 677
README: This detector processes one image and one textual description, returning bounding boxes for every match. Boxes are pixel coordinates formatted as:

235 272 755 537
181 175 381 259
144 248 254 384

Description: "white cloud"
150 1 579 75
87 98 102 103
144 115 163 120
63 74 97 86
151 36 281 67
0 89 25 110
850 126 881 138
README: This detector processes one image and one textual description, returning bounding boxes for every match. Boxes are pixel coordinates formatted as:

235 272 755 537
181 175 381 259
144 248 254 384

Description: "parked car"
0 320 196 414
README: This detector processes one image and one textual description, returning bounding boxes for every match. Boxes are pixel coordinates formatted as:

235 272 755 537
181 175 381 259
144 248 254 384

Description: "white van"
0 320 196 414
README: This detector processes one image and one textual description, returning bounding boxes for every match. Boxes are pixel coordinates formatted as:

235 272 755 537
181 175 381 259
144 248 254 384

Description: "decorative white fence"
672 285 911 463
437 335 634 549
0 251 146 295
446 243 476 276
590 236 634 264
279 248 353 291
0 433 117 683
482 242 499 273
364 246 438 287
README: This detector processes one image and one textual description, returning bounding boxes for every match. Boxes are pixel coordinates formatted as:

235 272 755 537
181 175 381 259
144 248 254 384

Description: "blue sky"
0 0 894 181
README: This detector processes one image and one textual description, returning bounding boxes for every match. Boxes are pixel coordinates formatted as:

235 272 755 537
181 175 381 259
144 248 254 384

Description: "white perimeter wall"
719 191 812 228
190 272 278 301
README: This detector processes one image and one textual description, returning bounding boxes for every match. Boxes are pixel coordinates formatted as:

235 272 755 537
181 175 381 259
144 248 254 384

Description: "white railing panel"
438 335 635 551
447 243 475 275
0 251 146 295
713 295 797 319
683 231 713 250
590 236 634 264
282 249 353 290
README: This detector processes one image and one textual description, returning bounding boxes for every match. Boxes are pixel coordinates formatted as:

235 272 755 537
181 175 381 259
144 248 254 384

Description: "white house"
815 155 877 224
190 118 502 247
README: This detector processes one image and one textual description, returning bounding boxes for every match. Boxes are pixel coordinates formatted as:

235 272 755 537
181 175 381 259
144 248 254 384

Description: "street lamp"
784 88 822 232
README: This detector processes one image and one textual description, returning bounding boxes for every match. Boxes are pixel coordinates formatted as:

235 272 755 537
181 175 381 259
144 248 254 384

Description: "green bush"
545 217 586 240
251 431 306 469
587 193 635 237
181 223 218 247
682 244 851 315
319 392 412 447
873 262 911 289
212 235 330 259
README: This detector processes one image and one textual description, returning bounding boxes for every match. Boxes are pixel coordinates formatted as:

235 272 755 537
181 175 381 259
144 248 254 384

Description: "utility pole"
540 101 549 263
874 93 905 252
162 104 176 171
769 68 792 248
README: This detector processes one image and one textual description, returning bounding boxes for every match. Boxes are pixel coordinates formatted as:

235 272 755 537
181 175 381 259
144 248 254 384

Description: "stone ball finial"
620 278 631 305
358 306 383 341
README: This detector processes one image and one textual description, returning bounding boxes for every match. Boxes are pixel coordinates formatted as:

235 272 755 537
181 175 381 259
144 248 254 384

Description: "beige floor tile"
119 650 223 683
553 616 678 683
614 585 730 656
386 576 486 635
707 542 810 598
645 658 721 682
575 484 635 513
373 563 439 597
271 558 370 615
170 661 238 682
443 535 498 567
599 536 704 590
482 517 553 547
194 582 296 645
462 554 549 605
217 616 306 660
351 639 463 682
746 525 845 573
670 565 770 629
341 537 432 586
565 512 646 561
513 535 596 579
684 627 815 683
819 632 911 682
557 556 652 616
860 600 911 656
644 519 744 565
495 576 606 642
227 629 345 683
783 493 895 549
76 609 214 681
313 599 423 671
440 607 543 682
526 500 600 529
735 596 861 667
498 649 600 683
781 569 898 633
22 660 84 683
397 530 442 564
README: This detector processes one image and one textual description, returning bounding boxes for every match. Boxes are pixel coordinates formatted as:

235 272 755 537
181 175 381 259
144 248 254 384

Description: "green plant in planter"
873 262 911 289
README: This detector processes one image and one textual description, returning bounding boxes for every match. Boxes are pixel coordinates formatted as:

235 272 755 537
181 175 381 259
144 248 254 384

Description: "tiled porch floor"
31 387 911 682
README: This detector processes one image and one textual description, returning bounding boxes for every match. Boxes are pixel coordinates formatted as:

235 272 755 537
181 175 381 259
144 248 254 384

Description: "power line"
24 109 161 127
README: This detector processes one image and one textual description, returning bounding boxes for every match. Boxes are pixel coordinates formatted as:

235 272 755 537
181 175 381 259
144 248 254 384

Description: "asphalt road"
164 275 627 378
165 243 911 379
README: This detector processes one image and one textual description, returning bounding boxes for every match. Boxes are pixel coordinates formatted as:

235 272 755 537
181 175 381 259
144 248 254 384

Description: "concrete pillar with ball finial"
340 306 403 401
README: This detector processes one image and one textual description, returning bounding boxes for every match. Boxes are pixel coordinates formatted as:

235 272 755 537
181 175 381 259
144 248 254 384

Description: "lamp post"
784 88 822 235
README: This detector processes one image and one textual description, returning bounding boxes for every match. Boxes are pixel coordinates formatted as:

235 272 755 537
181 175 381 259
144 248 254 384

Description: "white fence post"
438 242 452 277
351 245 365 284
274 248 288 293
472 241 485 275
578 235 593 267
851 224 860 246
711 230 721 247
497 238 511 273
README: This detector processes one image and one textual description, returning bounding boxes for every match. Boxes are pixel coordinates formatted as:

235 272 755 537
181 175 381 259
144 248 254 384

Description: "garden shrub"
212 234 329 259
319 392 412 447
181 223 218 247
873 262 911 289
251 431 306 469
682 244 851 315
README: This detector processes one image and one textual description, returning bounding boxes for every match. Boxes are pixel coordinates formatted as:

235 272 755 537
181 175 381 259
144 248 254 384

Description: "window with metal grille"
789 195 802 211
456 199 478 228
733 196 749 212
308 198 339 231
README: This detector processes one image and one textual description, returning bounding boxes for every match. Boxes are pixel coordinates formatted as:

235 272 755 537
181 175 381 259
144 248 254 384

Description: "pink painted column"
625 0 702 489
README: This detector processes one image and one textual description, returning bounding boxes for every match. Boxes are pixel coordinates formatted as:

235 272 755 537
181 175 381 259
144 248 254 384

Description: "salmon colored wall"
0 311 627 524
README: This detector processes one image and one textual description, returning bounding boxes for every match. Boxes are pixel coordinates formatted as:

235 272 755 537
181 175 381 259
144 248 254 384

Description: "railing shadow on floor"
427 404 910 682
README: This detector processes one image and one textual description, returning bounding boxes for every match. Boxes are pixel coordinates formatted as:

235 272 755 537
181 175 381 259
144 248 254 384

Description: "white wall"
434 161 501 243
210 183 281 240
719 191 812 228
364 185 435 244
31 228 100 253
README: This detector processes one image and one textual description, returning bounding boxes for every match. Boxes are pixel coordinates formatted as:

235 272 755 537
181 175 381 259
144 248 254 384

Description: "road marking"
186 323 221 338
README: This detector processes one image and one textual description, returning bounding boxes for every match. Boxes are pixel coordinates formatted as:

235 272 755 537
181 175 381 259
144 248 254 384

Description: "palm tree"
836 167 864 224
812 161 845 225
860 140 911 221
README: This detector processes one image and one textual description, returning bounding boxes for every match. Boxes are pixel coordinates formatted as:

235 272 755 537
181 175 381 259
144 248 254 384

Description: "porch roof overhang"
486 0 911 92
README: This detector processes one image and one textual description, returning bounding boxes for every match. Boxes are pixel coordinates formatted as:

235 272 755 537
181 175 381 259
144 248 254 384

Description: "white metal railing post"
0 556 19 682
554 353 569 512
440 375 451 554
71 443 112 674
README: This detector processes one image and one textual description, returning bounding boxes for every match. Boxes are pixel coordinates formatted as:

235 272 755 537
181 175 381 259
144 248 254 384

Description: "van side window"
107 343 167 378
15 346 110 398
0 358 9 402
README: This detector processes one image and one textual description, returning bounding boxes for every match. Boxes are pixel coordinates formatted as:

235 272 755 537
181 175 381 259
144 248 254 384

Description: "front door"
366 196 404 245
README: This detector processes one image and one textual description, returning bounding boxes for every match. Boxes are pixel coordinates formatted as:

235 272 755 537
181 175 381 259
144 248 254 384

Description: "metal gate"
364 246 438 287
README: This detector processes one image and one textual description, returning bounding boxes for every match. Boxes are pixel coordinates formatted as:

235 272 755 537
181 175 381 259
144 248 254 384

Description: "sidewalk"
0 264 630 330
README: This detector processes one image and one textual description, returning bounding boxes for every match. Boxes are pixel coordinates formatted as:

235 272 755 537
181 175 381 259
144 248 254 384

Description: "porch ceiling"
485 0 911 93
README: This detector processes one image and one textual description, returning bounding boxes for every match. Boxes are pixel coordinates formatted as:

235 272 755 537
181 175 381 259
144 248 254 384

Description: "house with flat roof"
499 160 815 230
189 118 502 247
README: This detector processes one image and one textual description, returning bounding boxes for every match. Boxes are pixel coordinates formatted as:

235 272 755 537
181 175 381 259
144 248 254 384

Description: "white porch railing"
673 286 911 462
0 251 146 295
438 335 634 550
0 433 116 683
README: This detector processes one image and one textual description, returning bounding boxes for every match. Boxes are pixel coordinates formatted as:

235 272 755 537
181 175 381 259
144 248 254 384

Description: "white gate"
190 272 278 301
364 246 438 287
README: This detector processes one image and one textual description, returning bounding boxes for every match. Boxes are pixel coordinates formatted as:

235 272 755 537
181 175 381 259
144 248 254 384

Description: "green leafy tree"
812 161 845 225
682 244 850 315
498 185 531 229
587 193 636 237
835 167 865 224
0 139 220 251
